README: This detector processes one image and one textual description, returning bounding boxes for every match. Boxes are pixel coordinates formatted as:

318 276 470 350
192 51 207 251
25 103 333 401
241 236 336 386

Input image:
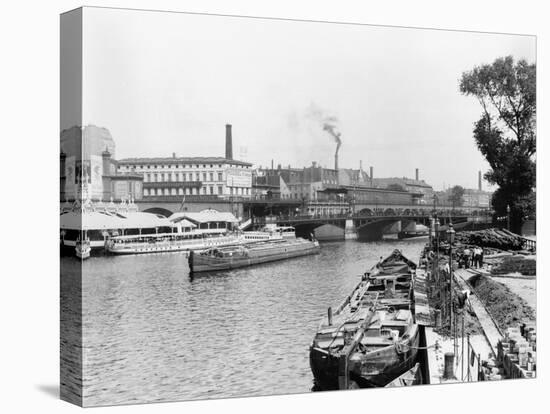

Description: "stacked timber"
454 228 526 251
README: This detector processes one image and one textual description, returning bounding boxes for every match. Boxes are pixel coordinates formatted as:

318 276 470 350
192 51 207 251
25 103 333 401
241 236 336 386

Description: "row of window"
143 172 224 183
143 187 251 197
120 163 250 170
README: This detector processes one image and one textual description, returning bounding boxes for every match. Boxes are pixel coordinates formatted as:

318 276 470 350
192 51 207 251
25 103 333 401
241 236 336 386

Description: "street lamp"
447 222 456 345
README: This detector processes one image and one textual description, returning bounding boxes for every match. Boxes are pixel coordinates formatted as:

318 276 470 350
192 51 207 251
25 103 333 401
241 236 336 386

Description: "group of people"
459 246 484 269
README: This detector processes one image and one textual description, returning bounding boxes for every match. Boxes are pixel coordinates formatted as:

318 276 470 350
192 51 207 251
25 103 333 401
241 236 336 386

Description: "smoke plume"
306 103 342 153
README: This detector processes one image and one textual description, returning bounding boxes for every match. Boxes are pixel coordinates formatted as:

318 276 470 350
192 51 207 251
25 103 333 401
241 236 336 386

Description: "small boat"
243 224 297 243
309 250 419 389
188 237 320 273
75 238 91 260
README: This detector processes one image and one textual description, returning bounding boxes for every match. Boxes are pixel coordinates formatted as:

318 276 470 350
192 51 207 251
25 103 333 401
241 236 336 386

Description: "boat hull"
189 240 320 273
310 328 420 389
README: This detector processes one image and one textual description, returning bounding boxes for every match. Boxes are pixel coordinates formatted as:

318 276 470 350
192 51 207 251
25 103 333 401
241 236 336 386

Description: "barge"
188 237 320 273
309 250 419 389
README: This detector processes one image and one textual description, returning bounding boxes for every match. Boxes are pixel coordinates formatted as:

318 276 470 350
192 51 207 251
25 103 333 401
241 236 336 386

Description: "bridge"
134 196 492 240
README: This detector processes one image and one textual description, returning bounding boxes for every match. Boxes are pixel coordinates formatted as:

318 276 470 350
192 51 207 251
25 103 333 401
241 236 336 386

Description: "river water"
62 238 426 406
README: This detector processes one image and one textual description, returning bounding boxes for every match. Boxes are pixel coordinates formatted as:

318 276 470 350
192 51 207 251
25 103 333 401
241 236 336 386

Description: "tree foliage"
460 56 536 232
448 185 465 207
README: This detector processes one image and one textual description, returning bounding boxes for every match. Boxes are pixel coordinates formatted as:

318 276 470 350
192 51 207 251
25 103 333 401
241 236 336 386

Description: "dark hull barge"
188 238 320 273
309 250 419 389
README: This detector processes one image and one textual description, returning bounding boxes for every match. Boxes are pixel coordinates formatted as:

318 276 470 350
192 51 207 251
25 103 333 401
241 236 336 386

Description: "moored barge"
309 250 419 389
188 237 320 273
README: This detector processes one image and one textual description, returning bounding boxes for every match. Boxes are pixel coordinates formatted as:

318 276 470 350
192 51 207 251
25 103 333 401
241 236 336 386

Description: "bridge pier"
344 219 357 240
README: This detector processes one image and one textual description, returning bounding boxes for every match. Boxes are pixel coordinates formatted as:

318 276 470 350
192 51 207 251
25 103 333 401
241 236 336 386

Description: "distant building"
60 125 143 202
117 124 253 199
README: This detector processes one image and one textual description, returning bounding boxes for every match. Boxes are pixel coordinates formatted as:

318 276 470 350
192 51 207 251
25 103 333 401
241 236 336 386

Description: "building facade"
117 156 253 199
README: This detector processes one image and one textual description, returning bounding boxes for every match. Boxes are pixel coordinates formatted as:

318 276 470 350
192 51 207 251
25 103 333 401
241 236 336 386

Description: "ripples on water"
62 239 426 406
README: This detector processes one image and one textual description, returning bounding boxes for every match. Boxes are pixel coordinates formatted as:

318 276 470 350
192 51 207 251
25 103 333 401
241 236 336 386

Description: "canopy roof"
60 211 175 230
169 210 239 224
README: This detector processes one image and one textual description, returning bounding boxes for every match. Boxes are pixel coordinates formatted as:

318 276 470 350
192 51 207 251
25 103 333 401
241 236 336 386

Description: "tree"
460 56 536 233
448 185 465 208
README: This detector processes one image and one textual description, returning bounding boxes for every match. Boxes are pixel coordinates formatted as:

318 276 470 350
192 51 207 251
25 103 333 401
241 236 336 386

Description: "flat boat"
309 250 419 389
188 237 320 273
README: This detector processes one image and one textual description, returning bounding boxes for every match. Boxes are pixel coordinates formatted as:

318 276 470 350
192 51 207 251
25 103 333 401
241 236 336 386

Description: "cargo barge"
309 250 419 389
188 237 320 273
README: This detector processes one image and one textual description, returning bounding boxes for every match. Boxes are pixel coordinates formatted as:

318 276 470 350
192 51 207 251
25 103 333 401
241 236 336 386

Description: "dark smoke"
306 104 342 152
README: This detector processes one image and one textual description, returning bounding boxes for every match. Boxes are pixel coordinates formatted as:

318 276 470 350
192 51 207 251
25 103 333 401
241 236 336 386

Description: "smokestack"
334 152 339 171
478 170 482 191
271 159 274 170
415 168 419 181
370 166 373 180
225 124 233 160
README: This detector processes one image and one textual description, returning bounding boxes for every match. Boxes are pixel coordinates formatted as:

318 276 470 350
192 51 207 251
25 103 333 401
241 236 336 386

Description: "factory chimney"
225 124 233 160
415 168 419 181
478 170 482 191
334 150 339 171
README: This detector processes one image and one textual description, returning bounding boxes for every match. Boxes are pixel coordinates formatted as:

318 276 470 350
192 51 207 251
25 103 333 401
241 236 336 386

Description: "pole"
449 238 453 339
467 334 471 381
461 311 465 380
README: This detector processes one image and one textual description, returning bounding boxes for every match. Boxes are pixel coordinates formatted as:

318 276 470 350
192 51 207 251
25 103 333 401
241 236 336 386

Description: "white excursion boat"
105 231 246 255
242 224 297 243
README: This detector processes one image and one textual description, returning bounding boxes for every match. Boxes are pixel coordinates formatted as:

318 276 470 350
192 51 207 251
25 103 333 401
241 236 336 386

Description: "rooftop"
118 156 252 167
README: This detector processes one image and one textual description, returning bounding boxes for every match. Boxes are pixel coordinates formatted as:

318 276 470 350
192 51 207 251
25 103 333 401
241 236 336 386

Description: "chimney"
370 166 373 180
225 124 233 160
415 168 419 181
478 170 482 191
334 153 339 171
271 159 274 170
312 161 317 168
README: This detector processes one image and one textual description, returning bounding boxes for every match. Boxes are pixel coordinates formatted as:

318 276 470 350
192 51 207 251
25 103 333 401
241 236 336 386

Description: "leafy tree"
448 185 465 208
460 56 536 233
387 183 405 191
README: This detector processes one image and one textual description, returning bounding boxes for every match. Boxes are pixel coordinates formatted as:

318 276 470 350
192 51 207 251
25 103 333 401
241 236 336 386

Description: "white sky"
80 7 535 191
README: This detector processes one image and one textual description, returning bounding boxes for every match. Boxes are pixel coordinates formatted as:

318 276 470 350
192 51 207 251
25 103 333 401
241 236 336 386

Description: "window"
209 172 214 181
230 187 233 195
182 173 186 181
202 187 207 195
209 186 214 195
171 188 176 195
144 189 149 196
218 172 223 181
218 186 223 195
203 172 207 181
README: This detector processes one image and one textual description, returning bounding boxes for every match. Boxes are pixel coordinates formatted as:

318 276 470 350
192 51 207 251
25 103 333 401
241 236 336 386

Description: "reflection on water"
63 238 425 406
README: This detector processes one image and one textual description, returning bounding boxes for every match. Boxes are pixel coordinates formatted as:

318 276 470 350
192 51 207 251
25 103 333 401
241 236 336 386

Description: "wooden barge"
188 238 320 273
309 250 420 389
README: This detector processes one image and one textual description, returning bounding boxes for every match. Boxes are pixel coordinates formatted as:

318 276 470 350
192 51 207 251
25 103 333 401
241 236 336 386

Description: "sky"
79 7 536 191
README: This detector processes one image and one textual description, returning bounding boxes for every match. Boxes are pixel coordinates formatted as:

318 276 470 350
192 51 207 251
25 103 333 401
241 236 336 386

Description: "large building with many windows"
117 156 253 198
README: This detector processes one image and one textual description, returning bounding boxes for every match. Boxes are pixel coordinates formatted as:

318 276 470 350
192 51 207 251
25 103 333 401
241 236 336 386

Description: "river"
61 238 426 406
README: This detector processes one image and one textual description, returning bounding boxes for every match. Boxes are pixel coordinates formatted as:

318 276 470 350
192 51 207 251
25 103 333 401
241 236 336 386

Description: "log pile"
455 228 525 251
